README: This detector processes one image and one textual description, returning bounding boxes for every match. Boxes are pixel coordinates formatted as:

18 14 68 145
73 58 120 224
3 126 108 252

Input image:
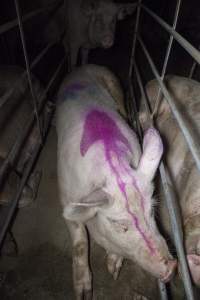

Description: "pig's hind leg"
107 253 123 280
67 221 92 300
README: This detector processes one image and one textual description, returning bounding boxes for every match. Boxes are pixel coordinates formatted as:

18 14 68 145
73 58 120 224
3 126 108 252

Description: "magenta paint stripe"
107 150 155 255
80 109 155 254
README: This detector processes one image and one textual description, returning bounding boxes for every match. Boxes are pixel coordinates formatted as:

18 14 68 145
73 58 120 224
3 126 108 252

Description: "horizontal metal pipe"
133 60 195 300
0 0 63 35
141 4 200 66
0 56 66 186
138 35 200 173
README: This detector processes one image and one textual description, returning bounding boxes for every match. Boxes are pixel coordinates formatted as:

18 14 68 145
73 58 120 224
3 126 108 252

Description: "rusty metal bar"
14 0 43 144
0 0 63 35
152 0 182 118
133 60 195 300
0 56 66 187
141 4 200 65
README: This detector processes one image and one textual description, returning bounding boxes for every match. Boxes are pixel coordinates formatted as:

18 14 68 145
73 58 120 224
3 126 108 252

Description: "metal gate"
127 1 200 299
0 0 68 258
0 0 200 299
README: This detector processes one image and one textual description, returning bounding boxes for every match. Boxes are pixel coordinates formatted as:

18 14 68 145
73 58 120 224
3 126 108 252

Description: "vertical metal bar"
63 0 71 73
152 0 182 117
128 0 142 78
133 60 195 300
189 45 200 78
14 0 43 144
158 280 168 300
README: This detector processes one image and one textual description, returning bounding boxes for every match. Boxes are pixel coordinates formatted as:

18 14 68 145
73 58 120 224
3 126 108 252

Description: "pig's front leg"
107 253 123 280
67 221 92 300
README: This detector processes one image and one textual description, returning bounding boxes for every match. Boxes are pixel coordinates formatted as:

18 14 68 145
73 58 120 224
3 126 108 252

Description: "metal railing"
0 0 68 249
128 0 200 299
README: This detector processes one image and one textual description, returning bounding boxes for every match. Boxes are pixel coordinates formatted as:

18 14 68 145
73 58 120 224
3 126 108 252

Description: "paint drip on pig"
56 64 177 299
139 75 200 287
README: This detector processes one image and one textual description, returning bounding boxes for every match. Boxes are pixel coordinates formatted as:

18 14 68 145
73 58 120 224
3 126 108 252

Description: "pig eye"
107 217 129 233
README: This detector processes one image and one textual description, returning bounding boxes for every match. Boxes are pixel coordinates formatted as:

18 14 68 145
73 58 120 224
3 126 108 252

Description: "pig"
0 66 43 208
56 64 177 299
43 0 137 67
139 75 200 287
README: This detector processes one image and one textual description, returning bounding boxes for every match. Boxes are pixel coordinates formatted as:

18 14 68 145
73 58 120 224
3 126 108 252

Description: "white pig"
139 75 200 287
56 65 177 299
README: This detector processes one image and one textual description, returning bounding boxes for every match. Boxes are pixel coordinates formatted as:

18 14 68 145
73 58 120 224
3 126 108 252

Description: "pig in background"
139 75 200 290
42 0 137 68
0 66 44 209
56 64 177 299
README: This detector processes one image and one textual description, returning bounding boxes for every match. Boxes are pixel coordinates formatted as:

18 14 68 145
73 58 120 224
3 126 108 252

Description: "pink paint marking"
80 109 155 254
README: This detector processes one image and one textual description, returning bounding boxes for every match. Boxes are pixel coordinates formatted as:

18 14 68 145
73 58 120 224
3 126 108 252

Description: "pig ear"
63 188 110 223
137 127 163 181
117 3 137 20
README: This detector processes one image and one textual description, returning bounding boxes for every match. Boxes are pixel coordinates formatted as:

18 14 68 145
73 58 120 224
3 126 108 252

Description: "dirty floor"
0 127 160 300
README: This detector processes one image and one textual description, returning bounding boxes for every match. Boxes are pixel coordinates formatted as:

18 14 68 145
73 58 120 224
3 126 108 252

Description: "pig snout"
138 234 177 282
102 35 114 48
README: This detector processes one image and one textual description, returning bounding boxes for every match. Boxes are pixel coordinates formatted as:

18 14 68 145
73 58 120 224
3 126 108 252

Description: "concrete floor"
0 127 160 300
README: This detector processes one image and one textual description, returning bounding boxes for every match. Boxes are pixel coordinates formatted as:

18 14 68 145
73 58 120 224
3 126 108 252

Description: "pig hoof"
107 253 123 280
187 254 200 286
75 268 92 300
28 170 42 200
18 170 42 208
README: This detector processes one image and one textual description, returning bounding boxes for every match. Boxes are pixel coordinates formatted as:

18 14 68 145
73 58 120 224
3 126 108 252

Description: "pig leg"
67 221 92 300
107 253 123 280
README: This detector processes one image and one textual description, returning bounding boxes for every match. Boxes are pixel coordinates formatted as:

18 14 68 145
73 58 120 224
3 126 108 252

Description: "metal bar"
152 0 182 118
0 24 65 110
128 81 143 138
159 163 195 300
133 60 195 300
158 280 168 300
128 0 142 78
15 0 43 143
0 104 53 248
0 0 63 36
189 60 198 79
138 35 200 173
0 56 66 186
141 4 200 65
189 45 200 78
